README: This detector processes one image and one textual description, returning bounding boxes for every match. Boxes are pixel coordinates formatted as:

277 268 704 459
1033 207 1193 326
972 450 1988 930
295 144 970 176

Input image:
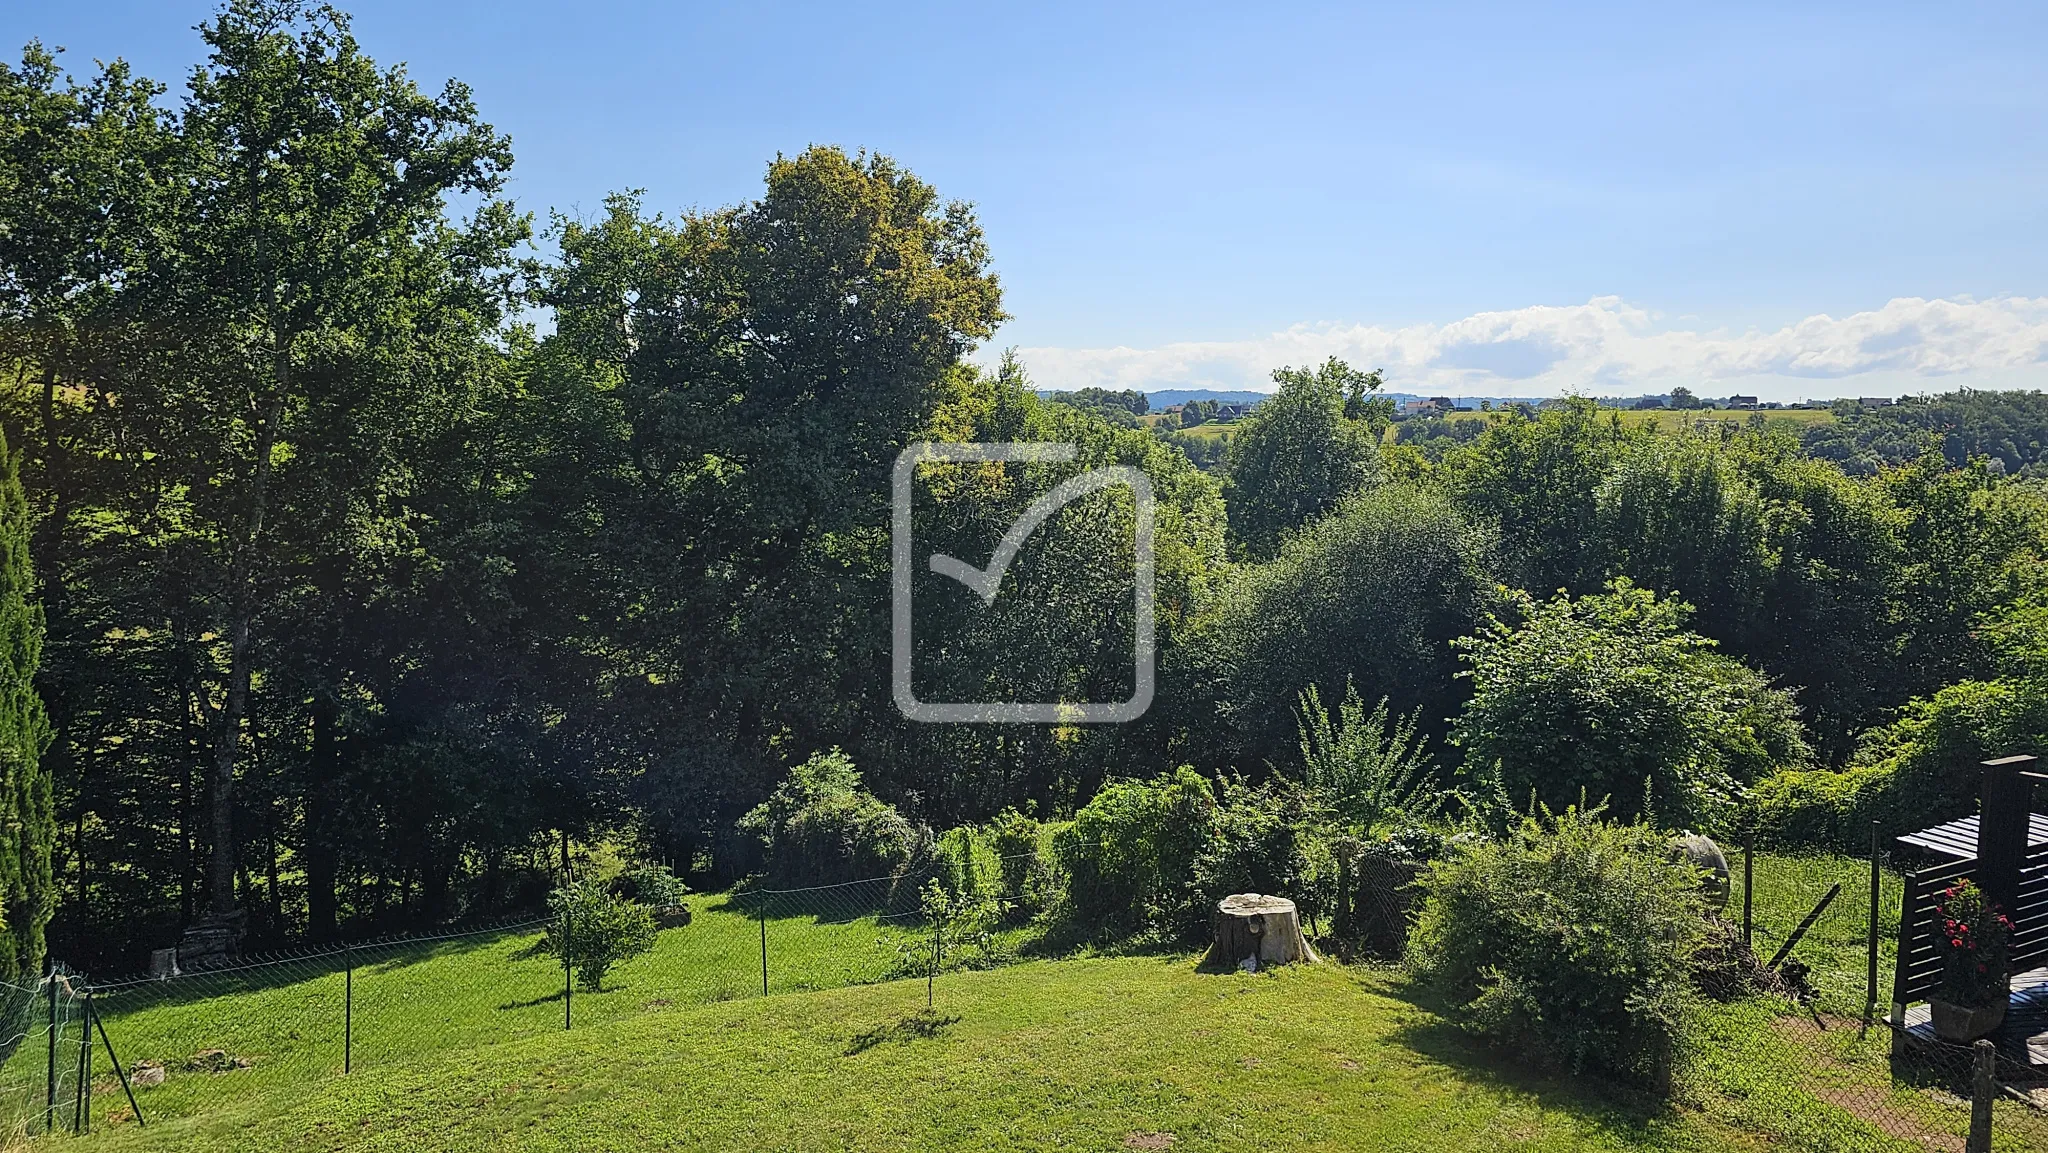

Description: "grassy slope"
73 894 935 1125
80 956 1754 1153
63 851 2035 1151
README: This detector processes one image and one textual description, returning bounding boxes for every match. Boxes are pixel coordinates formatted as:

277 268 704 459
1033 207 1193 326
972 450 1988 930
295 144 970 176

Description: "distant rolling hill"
1140 389 1269 408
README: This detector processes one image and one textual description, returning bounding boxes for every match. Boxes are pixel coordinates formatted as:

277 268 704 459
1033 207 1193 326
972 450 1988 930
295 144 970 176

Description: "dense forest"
7 2 2048 974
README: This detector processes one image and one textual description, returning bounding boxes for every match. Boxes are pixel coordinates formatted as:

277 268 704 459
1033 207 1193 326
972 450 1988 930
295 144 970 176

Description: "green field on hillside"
1422 407 1837 432
1141 405 1835 448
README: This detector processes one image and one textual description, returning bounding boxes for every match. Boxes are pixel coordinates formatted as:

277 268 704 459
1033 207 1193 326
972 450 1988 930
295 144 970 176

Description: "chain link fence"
44 841 2048 1148
0 968 90 1141
62 860 1031 1133
1345 838 2048 1151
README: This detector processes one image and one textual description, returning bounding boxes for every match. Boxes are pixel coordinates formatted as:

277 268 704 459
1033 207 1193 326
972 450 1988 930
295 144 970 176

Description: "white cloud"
1008 296 2048 398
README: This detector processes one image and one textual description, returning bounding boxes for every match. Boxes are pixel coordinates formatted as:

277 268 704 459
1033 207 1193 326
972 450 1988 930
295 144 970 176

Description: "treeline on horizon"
7 2 2048 974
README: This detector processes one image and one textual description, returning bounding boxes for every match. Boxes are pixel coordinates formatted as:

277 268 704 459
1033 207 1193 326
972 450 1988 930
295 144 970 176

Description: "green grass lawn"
58 892 942 1128
45 849 2042 1151
1740 851 1905 1019
75 955 1767 1153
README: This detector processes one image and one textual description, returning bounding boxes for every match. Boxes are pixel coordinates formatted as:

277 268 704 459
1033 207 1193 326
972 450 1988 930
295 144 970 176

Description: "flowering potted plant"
1929 879 2013 1042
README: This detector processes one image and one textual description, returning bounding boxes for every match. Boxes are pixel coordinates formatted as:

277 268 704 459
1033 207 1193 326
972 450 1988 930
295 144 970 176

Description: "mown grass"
76 955 1764 1153
46 848 2040 1151
52 892 939 1127
1740 851 1906 1019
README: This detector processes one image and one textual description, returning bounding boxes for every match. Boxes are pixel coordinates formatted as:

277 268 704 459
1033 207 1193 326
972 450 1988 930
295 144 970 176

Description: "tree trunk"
1204 893 1317 970
184 378 284 967
304 702 339 940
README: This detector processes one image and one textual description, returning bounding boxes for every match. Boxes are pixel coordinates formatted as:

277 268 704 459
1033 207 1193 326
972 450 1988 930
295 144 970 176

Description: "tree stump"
1204 893 1317 971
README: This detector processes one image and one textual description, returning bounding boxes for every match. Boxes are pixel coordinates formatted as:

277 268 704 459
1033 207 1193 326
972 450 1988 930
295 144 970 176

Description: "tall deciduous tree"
123 0 520 957
1222 358 1384 560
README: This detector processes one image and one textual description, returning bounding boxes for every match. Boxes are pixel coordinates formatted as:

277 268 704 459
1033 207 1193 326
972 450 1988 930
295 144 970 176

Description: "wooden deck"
1895 813 2048 860
1902 967 2048 1072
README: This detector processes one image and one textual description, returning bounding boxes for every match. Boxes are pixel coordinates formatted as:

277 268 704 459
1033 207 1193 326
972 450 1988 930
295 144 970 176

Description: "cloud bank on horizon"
1012 296 2048 399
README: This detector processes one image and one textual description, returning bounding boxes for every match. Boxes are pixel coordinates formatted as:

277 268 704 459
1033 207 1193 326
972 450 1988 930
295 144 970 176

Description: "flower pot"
1930 993 2008 1043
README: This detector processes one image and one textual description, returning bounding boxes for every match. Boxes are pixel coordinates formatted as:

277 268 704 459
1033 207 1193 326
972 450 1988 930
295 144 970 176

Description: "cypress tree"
0 427 52 977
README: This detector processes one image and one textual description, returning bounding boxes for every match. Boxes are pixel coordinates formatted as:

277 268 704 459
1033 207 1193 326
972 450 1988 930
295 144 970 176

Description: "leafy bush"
737 749 916 885
543 880 658 991
985 808 1058 919
1295 678 1446 832
1050 767 1216 941
1451 579 1809 831
613 862 690 907
1406 806 1708 1091
1192 780 1336 931
1202 483 1498 769
1753 675 2048 848
886 825 1003 915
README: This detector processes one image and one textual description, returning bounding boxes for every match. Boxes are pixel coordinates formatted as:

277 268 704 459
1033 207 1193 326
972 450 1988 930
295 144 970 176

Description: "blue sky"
9 1 2048 399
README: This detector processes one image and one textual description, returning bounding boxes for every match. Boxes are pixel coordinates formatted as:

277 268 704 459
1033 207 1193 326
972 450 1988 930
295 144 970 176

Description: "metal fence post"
563 905 573 1030
44 963 57 1135
72 983 90 1134
1863 820 1881 1035
1742 828 1754 950
1969 1038 1995 1153
344 943 354 1074
90 994 144 1128
759 900 769 997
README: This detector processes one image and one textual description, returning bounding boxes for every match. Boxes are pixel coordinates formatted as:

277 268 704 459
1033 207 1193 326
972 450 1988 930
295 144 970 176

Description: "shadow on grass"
1384 980 1693 1148
843 1009 961 1055
497 989 568 1010
1017 915 1198 962
94 919 553 1028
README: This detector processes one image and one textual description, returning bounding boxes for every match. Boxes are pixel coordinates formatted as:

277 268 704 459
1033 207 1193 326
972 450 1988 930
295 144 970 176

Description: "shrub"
886 825 1003 915
1451 578 1809 831
614 862 689 907
543 880 657 991
737 749 916 885
1753 675 2048 849
1202 484 1498 769
1051 766 1216 941
985 808 1058 919
1406 806 1707 1091
1747 762 1893 849
1192 780 1336 931
1295 678 1446 833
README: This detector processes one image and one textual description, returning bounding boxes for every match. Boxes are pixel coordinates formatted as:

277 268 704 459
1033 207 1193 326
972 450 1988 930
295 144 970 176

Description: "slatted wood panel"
1895 845 2048 1004
1895 813 2048 859
1895 856 1980 1004
2017 845 2048 971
